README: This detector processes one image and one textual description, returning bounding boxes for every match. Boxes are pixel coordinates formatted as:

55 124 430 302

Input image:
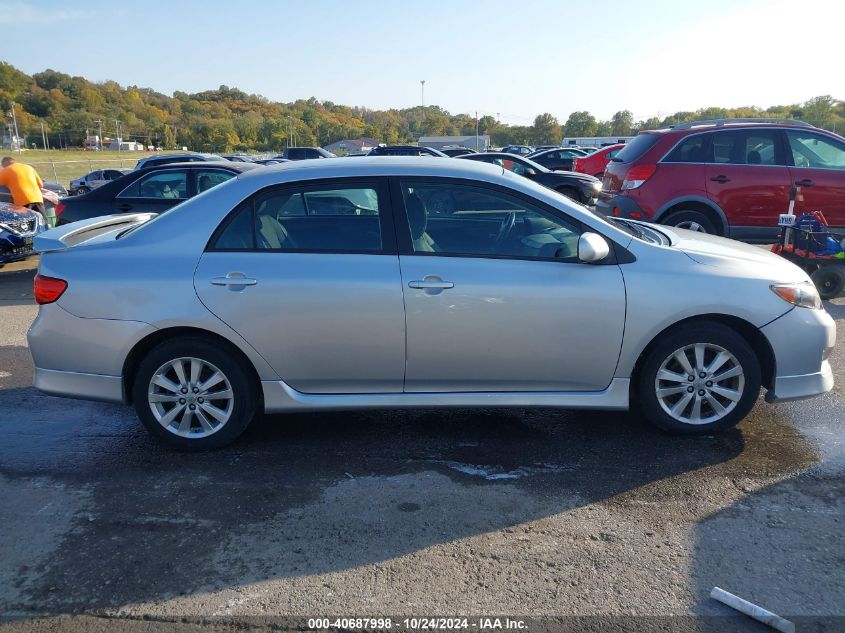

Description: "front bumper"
0 233 36 263
762 306 836 403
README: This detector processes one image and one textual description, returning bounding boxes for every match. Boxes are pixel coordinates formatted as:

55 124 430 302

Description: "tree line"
1 62 842 153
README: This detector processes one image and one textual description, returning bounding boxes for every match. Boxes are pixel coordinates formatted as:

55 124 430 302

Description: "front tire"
662 210 718 235
636 323 761 434
132 338 258 450
810 266 845 300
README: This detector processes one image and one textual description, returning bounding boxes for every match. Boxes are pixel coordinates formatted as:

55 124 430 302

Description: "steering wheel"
493 212 516 248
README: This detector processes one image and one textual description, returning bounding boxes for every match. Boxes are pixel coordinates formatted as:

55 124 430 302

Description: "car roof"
136 161 258 173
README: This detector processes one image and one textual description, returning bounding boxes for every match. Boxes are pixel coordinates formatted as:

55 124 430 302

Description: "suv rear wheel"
662 209 718 235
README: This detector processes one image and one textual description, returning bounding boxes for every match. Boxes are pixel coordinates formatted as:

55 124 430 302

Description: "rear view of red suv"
597 119 845 242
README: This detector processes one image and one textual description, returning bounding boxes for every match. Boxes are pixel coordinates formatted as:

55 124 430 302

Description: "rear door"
784 129 845 228
394 177 626 393
704 129 791 236
194 178 405 393
112 168 189 215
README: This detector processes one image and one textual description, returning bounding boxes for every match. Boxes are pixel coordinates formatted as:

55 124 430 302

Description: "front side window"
119 170 188 199
196 169 235 193
787 131 845 170
401 181 582 259
212 183 383 252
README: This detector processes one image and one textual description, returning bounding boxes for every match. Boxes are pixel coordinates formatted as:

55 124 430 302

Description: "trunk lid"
34 213 156 252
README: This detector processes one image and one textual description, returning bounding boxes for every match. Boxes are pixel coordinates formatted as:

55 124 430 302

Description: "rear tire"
76 186 90 195
662 210 718 235
811 266 845 300
132 337 258 450
636 323 761 435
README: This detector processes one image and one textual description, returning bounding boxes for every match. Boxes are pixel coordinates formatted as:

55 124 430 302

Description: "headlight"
770 282 822 309
591 181 602 190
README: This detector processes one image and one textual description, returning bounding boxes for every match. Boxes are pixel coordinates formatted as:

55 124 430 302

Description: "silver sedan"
28 158 835 449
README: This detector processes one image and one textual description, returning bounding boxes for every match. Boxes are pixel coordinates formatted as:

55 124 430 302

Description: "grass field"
4 149 167 187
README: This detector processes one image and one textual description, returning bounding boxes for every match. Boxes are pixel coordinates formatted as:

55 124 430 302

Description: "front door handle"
709 175 730 183
211 275 258 287
117 203 133 211
795 179 815 187
409 279 454 290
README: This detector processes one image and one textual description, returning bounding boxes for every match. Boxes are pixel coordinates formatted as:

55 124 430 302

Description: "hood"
656 224 809 283
549 170 599 183
0 201 38 222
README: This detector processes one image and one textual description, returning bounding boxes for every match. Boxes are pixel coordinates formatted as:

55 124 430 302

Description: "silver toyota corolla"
28 157 835 449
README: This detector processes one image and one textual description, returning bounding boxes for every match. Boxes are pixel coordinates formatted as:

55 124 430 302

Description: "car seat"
747 150 762 164
405 193 438 252
198 175 213 193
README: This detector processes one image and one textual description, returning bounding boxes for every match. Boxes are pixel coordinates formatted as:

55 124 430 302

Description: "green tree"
163 124 176 148
610 110 633 136
802 95 836 130
531 113 562 144
564 111 597 137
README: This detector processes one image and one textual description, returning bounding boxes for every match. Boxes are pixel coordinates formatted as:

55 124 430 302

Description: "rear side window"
119 170 188 199
709 130 780 165
664 135 707 163
613 133 661 163
211 183 383 252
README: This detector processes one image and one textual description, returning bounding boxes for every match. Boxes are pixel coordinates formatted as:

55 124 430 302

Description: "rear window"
613 133 661 163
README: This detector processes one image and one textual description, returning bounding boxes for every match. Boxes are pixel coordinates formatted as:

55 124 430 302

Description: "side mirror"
523 167 537 177
578 232 611 263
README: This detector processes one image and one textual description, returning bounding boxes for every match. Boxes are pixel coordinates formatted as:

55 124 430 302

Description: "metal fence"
26 158 142 187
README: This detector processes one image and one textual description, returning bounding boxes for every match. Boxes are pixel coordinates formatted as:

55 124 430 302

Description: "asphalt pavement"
1 259 843 632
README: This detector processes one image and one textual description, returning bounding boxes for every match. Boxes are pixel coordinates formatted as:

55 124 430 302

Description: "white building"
107 139 145 151
562 136 634 148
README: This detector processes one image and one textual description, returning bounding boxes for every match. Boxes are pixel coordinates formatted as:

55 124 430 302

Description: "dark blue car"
0 202 44 265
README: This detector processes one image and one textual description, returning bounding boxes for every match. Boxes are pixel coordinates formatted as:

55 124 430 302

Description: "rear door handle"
211 275 258 287
795 179 815 187
409 279 454 290
709 175 730 183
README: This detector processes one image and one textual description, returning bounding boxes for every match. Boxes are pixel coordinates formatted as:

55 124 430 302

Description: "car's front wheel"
132 338 258 450
636 323 761 434
662 210 718 235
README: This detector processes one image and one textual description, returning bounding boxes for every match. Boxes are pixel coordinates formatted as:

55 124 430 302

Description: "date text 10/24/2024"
307 618 528 631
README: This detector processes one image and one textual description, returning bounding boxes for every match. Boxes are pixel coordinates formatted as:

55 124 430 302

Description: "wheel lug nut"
198 397 204 403
193 387 199 393
179 398 186 404
699 372 706 379
181 388 188 394
698 389 706 396
189 404 196 410
688 375 695 382
687 386 694 393
706 381 713 387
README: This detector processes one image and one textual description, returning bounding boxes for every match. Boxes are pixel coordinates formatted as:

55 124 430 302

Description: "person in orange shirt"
0 156 45 216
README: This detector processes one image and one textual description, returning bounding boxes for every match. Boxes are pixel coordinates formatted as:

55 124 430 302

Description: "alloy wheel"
675 220 707 232
654 343 745 425
147 357 234 438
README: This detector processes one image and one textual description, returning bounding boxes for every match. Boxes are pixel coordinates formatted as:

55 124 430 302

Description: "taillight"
55 202 65 217
621 164 657 190
33 274 68 304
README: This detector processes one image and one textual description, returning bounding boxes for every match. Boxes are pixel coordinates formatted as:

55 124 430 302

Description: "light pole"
9 102 20 153
94 119 103 151
420 80 425 119
475 111 479 151
115 120 121 153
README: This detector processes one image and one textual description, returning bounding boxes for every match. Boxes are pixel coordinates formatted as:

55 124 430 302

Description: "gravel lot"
1 257 843 632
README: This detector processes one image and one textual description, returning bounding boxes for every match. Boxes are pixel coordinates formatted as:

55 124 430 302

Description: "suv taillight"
55 202 65 217
621 164 657 190
33 274 68 304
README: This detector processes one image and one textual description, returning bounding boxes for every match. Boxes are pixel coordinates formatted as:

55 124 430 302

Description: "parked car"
458 152 601 204
134 153 226 170
528 147 595 172
367 145 448 157
531 145 561 153
598 118 845 242
56 162 258 225
441 147 477 157
0 185 61 222
501 145 534 156
222 155 255 163
571 143 626 178
277 147 336 160
0 202 44 265
29 157 835 449
42 182 68 198
69 168 131 195
254 158 291 166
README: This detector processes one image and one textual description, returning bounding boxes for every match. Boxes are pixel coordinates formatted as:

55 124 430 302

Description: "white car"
69 169 130 196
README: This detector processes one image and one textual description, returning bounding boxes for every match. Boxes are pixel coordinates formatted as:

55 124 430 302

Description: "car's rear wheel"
76 186 90 195
132 338 258 450
662 210 718 235
636 323 761 434
810 266 845 300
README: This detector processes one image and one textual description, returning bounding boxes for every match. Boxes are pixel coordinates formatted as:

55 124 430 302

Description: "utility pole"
475 111 479 151
420 80 426 122
40 121 47 151
115 120 121 153
94 119 103 151
9 102 20 153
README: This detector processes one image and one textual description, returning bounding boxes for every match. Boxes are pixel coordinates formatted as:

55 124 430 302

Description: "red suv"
597 119 845 242
572 143 626 178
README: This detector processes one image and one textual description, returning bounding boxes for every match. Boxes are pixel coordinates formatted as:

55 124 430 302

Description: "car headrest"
406 193 427 239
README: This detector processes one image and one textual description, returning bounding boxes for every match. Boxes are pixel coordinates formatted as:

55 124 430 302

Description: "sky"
0 0 842 125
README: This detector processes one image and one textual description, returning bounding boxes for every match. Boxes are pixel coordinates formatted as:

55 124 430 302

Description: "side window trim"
388 176 591 262
206 177 397 254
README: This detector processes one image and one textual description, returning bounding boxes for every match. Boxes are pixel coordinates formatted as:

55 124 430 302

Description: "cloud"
0 0 83 24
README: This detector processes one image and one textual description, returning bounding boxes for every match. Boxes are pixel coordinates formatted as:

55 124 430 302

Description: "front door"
194 179 406 394
785 129 845 228
395 178 626 393
704 129 791 236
